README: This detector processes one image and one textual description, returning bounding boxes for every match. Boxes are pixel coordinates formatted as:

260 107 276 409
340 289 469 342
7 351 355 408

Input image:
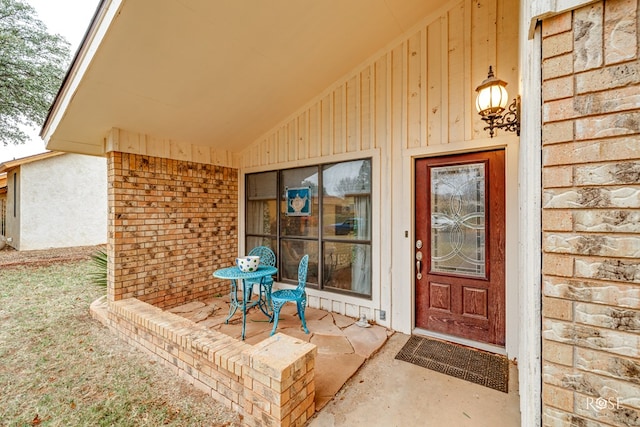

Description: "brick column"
242 335 317 427
541 1 640 425
107 152 238 308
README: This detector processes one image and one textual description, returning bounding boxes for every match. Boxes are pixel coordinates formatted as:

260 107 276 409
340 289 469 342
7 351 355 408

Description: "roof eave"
41 0 120 154
0 152 65 174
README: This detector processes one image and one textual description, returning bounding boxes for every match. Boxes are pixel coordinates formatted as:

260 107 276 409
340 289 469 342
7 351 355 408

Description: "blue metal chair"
245 246 276 309
270 254 309 335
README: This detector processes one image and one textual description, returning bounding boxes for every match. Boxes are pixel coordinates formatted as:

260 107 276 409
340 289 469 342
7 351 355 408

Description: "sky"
0 0 100 163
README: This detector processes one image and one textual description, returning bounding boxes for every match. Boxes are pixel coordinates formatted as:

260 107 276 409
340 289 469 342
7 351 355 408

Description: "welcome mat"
395 335 509 393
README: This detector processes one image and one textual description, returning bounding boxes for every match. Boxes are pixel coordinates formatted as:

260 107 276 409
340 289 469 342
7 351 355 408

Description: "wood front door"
415 150 505 346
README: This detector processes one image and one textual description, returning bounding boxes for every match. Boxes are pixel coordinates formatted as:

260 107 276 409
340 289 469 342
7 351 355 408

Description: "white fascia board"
41 0 123 150
527 0 601 38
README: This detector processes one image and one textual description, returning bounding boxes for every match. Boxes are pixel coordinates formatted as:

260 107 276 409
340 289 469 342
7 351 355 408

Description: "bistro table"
212 265 278 340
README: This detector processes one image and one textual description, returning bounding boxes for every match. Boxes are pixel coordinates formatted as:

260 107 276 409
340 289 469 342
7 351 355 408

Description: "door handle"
415 251 423 279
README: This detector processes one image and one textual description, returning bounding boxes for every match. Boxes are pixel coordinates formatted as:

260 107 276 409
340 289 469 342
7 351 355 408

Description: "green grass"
0 261 240 427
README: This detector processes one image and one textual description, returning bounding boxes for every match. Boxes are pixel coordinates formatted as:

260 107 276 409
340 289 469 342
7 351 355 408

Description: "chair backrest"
296 254 309 292
247 246 276 267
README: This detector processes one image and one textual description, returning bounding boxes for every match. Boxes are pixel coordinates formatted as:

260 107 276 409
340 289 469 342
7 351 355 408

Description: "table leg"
225 279 239 324
257 277 272 318
241 279 248 340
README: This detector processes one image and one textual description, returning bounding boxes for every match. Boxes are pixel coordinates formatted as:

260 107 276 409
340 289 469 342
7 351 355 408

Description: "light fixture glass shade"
475 67 509 117
475 84 508 116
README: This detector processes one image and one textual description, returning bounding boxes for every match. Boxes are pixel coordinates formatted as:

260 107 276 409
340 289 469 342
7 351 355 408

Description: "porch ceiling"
44 0 443 156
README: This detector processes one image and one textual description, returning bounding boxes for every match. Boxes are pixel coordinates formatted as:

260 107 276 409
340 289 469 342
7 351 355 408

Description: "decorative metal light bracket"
481 95 521 138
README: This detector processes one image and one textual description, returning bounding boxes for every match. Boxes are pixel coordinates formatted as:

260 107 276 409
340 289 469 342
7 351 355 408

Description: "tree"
0 0 70 146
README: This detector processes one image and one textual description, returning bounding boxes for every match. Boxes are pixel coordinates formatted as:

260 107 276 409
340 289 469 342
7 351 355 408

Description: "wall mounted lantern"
475 66 520 138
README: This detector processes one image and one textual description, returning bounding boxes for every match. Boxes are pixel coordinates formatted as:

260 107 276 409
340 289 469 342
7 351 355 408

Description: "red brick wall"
541 1 640 425
107 152 238 308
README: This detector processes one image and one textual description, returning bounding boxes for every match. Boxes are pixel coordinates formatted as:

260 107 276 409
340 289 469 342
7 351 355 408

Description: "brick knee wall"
91 298 316 427
541 1 640 425
107 152 238 308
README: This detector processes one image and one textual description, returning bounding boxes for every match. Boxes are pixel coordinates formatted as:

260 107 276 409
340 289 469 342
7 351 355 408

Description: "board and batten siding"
241 0 519 169
239 0 520 328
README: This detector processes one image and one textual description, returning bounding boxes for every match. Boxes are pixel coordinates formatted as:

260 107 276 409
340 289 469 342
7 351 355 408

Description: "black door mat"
395 335 509 393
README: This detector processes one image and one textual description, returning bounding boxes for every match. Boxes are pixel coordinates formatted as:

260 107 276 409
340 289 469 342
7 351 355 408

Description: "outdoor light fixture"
475 66 520 138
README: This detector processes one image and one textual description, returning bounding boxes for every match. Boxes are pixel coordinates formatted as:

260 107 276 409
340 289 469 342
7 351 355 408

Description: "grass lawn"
0 260 241 427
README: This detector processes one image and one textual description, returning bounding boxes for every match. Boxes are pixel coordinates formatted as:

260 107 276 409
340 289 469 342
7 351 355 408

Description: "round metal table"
212 265 277 340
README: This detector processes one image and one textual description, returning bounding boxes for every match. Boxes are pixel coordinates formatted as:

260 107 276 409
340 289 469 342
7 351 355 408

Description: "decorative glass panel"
430 163 486 278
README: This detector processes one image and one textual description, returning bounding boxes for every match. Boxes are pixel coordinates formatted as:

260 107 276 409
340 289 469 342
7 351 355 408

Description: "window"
13 172 17 218
246 159 372 298
0 198 5 235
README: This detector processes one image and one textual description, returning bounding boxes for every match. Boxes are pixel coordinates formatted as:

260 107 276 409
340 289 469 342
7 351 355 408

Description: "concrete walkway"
309 333 521 427
171 298 520 425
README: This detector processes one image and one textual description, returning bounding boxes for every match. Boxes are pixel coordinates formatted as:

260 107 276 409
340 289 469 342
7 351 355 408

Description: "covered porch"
43 0 546 425
89 287 520 426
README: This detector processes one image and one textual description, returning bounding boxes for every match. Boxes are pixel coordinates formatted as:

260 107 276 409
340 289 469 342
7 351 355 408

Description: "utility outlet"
379 310 386 321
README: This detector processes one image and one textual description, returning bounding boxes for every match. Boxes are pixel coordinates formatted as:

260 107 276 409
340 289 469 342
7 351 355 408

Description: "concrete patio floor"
170 297 521 425
309 332 521 427
168 296 392 411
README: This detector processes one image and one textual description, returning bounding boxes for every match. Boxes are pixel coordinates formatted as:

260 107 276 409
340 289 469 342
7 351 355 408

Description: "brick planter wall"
541 1 640 425
90 297 317 426
107 152 238 308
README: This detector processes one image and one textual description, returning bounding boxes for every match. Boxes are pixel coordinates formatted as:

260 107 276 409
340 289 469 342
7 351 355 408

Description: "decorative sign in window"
286 187 311 216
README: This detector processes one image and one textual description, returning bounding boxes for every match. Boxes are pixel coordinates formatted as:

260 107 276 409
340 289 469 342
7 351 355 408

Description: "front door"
415 150 505 346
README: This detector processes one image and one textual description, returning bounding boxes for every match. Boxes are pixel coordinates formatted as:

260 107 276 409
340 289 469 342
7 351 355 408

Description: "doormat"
395 335 509 393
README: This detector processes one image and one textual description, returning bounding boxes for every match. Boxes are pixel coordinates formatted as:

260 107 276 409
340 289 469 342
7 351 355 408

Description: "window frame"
245 158 372 299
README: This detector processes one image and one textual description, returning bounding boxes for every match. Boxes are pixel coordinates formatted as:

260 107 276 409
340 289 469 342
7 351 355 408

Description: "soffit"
46 0 443 155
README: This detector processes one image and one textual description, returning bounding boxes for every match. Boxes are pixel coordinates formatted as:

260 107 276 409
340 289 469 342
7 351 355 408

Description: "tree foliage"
0 0 70 146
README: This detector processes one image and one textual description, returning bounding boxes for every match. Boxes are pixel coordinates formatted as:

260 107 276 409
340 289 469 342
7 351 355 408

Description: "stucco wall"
17 153 107 251
541 1 640 425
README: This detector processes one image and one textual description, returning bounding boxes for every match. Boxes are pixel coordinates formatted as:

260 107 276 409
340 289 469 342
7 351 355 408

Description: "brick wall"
90 297 317 426
541 1 640 425
103 152 319 426
107 152 238 308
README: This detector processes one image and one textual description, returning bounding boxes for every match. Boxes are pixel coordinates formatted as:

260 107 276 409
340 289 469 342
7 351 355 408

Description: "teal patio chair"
245 246 276 309
270 254 309 335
